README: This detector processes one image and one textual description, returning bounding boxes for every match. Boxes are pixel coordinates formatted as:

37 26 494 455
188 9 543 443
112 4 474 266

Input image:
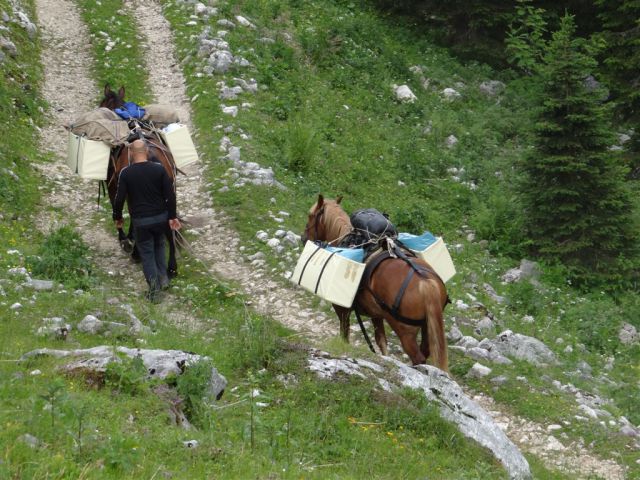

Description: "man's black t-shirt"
112 161 176 221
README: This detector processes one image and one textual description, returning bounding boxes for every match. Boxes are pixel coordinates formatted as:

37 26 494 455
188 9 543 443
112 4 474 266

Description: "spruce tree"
522 14 637 286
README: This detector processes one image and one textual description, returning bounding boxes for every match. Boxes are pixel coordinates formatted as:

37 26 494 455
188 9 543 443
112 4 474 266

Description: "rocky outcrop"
21 346 227 400
307 350 532 480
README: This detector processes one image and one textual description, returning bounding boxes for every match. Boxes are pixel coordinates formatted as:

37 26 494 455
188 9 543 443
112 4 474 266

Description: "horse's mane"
322 200 352 243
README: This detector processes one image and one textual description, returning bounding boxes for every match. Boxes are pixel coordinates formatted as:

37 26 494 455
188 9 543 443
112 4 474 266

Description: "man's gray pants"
133 213 169 293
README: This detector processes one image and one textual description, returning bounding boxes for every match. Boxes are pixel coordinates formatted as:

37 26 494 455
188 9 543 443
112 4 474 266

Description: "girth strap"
297 244 323 286
354 307 376 353
392 267 415 319
361 250 426 327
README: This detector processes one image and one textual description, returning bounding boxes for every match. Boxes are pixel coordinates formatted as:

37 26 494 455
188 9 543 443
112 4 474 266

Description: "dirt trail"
34 0 143 295
32 1 627 478
35 0 333 331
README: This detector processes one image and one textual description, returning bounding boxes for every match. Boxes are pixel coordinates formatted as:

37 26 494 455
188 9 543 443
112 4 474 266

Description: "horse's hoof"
120 239 134 254
168 269 178 279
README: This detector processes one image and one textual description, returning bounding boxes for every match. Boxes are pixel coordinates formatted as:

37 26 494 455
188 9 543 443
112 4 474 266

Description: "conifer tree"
522 14 637 286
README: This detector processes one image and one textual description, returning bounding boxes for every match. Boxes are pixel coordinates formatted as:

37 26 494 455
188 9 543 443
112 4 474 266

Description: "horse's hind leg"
333 305 351 342
372 318 388 355
397 330 426 365
127 223 141 263
117 227 133 253
420 323 430 360
166 227 177 278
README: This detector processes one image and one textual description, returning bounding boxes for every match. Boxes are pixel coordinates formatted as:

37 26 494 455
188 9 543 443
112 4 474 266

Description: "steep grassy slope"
162 0 639 475
0 0 539 478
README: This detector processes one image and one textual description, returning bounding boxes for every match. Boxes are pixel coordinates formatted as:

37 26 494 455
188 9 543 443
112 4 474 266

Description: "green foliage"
561 296 623 354
105 355 148 395
520 14 638 288
99 434 141 472
227 310 282 373
468 185 528 256
594 0 640 123
39 378 66 429
27 226 94 288
175 359 216 421
505 0 548 74
0 0 43 218
285 117 319 173
505 280 544 316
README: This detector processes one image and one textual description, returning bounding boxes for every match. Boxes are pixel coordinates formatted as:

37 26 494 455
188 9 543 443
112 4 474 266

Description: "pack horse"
100 85 179 277
301 195 450 371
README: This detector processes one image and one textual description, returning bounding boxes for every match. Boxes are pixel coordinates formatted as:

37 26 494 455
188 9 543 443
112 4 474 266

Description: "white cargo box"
291 241 365 308
411 237 456 283
160 123 199 169
66 131 111 180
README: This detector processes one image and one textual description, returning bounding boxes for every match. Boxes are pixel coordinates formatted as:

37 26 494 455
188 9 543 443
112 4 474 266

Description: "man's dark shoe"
160 276 170 291
146 288 163 304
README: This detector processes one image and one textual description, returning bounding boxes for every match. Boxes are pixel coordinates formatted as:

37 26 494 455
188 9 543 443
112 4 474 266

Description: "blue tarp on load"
115 102 146 120
398 231 437 251
324 245 365 263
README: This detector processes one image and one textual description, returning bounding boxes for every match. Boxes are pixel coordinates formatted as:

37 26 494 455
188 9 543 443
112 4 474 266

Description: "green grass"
76 0 150 104
1 0 637 478
161 0 639 477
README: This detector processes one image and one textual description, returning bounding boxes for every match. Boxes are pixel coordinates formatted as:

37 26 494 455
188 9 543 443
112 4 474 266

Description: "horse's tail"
419 278 449 373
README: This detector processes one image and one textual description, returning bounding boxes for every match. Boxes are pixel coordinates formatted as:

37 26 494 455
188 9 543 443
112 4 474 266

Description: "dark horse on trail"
301 195 449 371
100 85 179 277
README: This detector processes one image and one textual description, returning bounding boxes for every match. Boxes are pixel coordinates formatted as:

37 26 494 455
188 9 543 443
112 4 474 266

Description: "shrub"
27 226 94 289
105 355 148 395
175 359 216 422
286 118 318 174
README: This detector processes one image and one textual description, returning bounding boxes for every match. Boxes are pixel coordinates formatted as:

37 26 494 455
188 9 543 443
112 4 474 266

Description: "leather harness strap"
360 249 441 327
297 243 322 286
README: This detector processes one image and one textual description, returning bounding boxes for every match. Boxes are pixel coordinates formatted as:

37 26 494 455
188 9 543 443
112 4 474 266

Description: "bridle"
303 205 325 242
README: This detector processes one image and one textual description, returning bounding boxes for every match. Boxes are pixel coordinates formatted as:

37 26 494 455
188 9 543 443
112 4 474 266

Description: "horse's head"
301 194 346 244
100 84 126 110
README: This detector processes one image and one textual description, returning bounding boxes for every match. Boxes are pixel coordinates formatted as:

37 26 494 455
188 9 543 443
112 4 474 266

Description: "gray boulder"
502 259 541 284
491 330 556 366
618 323 638 345
36 317 70 340
26 279 55 291
208 50 234 73
479 80 505 96
77 314 104 334
77 314 127 336
467 362 492 378
21 346 227 400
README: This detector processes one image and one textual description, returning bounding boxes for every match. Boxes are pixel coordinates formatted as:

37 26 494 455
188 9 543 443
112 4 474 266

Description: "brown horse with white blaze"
301 195 449 371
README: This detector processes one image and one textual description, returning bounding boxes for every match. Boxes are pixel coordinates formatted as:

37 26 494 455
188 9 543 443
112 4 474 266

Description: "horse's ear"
336 195 343 204
118 86 125 99
104 84 112 96
317 194 324 208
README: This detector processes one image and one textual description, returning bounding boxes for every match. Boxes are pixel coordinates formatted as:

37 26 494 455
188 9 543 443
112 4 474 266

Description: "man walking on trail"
113 139 181 302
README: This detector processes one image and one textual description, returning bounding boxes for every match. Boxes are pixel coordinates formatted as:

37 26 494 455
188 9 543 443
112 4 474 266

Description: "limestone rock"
394 84 417 103
21 346 227 400
491 330 556 366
